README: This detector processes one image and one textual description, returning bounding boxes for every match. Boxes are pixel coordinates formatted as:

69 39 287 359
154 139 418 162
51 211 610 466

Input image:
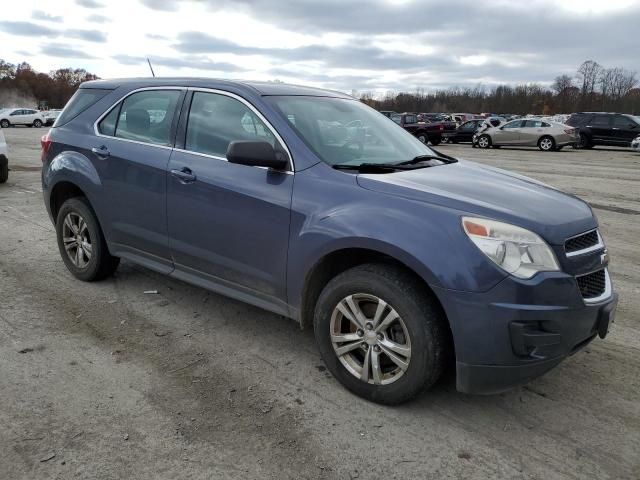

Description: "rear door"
520 120 546 145
93 87 185 271
588 114 613 143
166 90 293 307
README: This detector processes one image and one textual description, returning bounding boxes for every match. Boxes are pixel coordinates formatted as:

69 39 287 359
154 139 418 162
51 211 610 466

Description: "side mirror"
226 141 289 170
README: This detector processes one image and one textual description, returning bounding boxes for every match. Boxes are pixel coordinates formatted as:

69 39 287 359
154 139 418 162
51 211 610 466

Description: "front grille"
576 269 606 299
565 230 599 254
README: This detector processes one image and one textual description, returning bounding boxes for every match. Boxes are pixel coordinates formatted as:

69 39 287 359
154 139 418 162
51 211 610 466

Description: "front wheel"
314 263 448 405
477 134 491 148
430 137 441 146
0 119 9 128
56 197 120 281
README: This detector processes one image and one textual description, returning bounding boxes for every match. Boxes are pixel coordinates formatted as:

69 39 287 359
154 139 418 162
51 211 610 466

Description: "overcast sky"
1 0 639 94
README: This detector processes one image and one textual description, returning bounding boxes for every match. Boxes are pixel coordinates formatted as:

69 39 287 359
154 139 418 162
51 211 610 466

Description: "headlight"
462 217 559 279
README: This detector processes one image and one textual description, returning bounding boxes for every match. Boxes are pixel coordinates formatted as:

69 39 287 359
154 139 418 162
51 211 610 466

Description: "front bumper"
433 272 617 394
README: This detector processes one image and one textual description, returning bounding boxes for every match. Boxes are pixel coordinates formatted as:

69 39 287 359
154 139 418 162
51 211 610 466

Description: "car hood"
356 159 596 245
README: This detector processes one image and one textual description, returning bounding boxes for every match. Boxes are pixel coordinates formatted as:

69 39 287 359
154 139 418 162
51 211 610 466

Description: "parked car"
632 134 640 152
379 110 396 118
475 119 577 151
450 113 479 125
0 128 8 183
390 112 455 145
566 112 640 149
43 109 62 126
42 78 617 404
0 108 45 128
442 119 485 143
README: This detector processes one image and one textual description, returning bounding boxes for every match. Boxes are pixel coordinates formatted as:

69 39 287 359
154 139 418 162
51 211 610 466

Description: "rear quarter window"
54 88 111 127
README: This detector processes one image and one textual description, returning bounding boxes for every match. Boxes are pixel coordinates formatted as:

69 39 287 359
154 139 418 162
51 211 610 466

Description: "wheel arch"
298 246 450 335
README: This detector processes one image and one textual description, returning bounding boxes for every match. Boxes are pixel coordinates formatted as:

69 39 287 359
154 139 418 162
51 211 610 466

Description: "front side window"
613 115 635 129
405 115 417 124
185 91 277 159
265 95 438 167
10 110 21 116
99 90 181 145
503 120 524 129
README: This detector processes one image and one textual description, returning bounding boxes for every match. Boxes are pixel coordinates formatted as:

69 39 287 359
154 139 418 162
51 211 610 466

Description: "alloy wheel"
540 138 553 150
330 293 411 385
478 136 490 148
62 212 92 268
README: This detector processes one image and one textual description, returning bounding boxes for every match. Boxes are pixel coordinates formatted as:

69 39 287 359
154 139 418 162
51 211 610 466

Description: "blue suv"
42 79 618 404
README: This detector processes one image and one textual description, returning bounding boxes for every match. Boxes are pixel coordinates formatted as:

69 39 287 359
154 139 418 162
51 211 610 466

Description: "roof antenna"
147 58 156 77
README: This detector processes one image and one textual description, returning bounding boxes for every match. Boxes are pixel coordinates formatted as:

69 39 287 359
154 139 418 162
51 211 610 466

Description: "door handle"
91 146 110 158
170 167 197 184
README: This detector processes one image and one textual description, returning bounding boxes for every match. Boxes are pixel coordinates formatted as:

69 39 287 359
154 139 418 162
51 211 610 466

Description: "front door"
612 115 640 145
493 120 524 145
167 90 293 306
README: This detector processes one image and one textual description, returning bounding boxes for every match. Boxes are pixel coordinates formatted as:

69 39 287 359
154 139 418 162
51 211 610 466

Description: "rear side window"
98 90 182 146
55 88 111 127
591 115 611 127
185 91 277 158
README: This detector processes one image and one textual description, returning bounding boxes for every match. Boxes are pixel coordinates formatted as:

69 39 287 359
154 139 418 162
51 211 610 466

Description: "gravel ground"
0 126 638 480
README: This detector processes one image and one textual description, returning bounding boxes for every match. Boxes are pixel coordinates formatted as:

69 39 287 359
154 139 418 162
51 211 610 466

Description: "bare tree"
552 74 574 94
577 60 602 109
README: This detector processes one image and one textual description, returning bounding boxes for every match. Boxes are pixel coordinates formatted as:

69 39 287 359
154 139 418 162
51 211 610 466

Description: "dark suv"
566 112 640 148
42 78 617 404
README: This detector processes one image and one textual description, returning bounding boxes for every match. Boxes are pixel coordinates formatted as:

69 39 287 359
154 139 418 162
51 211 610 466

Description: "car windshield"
265 96 437 166
632 116 640 125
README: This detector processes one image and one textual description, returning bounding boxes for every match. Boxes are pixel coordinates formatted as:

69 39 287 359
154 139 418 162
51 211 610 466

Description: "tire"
415 132 428 144
477 134 491 148
33 119 43 128
575 133 593 149
538 136 556 151
55 197 119 281
0 119 9 128
314 263 448 405
430 136 441 146
0 158 8 184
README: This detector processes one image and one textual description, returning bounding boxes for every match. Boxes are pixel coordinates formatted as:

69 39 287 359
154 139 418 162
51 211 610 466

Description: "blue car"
41 79 618 404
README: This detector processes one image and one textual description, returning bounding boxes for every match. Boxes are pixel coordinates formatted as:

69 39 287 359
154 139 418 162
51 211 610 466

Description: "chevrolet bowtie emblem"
601 250 610 267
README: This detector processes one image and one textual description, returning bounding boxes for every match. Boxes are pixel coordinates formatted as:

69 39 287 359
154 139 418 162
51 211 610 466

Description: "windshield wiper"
395 153 458 166
332 163 410 173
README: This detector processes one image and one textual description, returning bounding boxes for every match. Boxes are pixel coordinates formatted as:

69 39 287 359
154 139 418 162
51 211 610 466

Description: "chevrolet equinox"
41 79 618 404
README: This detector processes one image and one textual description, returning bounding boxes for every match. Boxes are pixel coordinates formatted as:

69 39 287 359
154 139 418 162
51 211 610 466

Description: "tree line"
0 60 98 110
361 61 640 115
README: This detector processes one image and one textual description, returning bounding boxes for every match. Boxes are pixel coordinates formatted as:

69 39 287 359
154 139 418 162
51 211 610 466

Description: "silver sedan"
474 119 578 151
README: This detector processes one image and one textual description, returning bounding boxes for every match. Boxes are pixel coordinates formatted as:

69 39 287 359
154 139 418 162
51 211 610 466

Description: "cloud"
140 0 178 11
112 54 249 73
87 14 111 23
75 0 104 8
41 44 97 59
0 21 56 36
32 10 64 23
0 21 106 43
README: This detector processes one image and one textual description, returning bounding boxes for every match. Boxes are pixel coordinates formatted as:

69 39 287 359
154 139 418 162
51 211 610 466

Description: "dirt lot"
0 126 638 480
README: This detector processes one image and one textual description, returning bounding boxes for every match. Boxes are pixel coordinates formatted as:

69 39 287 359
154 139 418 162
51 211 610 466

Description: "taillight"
41 131 52 162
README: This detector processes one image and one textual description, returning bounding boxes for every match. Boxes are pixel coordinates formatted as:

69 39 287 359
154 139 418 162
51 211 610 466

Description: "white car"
0 129 8 183
43 109 62 126
632 134 640 153
0 107 46 128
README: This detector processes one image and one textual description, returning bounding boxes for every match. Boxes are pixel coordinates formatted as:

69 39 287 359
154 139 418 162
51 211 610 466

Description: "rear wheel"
538 136 556 151
314 263 448 405
477 134 491 148
415 132 428 144
33 119 43 128
574 133 593 149
56 197 120 281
